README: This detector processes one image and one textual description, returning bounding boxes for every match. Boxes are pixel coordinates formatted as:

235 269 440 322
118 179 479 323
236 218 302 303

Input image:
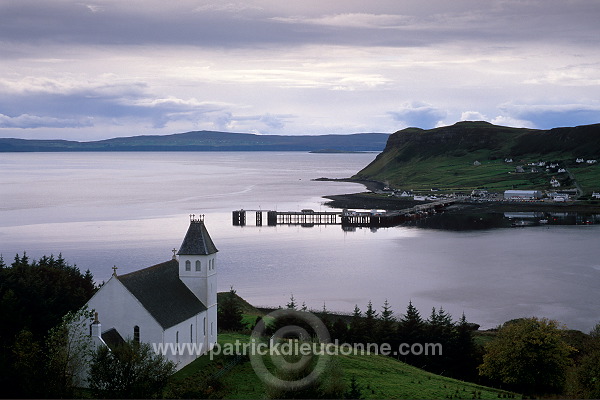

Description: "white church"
85 215 218 369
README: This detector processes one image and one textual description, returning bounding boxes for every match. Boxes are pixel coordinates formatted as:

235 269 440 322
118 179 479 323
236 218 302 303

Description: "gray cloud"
388 102 447 129
0 1 598 139
1 1 598 52
0 113 93 129
499 103 600 129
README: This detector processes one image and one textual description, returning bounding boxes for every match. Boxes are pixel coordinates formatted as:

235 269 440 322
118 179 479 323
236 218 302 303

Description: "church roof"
177 219 218 255
118 259 207 329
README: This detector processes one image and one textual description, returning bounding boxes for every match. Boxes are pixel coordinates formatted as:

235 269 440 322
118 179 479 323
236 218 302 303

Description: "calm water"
1 152 599 332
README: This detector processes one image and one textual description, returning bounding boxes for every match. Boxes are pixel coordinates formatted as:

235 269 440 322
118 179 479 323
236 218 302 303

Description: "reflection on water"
413 211 600 230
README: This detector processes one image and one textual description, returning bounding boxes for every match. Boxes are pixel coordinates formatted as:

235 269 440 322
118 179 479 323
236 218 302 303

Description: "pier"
232 200 454 228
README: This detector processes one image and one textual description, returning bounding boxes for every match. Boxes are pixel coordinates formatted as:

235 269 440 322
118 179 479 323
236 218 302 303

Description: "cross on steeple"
172 248 177 260
112 265 118 276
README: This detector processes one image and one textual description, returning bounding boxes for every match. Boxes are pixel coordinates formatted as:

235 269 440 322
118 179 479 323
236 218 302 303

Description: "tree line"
0 253 174 399
219 291 600 398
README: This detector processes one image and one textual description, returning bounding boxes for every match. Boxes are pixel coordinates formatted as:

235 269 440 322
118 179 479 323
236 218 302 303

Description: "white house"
550 177 561 188
504 190 542 200
85 216 218 370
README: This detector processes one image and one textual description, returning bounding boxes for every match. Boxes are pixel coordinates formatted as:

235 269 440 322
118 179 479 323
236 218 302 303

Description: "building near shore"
504 190 543 200
84 216 218 372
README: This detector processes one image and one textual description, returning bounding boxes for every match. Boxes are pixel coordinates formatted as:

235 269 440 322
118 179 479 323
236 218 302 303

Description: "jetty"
232 199 454 228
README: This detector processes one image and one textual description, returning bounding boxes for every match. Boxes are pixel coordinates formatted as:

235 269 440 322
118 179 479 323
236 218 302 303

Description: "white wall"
86 277 163 346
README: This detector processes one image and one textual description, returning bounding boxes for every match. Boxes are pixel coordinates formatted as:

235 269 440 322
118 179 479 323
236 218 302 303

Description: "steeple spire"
178 216 218 255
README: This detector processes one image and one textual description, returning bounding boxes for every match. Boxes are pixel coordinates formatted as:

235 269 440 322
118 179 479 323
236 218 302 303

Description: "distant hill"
354 121 600 194
0 130 389 152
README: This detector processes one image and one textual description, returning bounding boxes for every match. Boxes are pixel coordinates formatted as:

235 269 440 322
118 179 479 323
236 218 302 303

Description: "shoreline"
324 192 600 213
318 178 600 214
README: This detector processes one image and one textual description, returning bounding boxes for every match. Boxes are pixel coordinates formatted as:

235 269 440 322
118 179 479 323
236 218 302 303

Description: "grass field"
169 332 519 399
359 150 597 195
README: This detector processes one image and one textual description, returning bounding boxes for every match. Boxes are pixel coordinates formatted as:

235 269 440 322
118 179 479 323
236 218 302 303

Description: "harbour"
232 199 455 228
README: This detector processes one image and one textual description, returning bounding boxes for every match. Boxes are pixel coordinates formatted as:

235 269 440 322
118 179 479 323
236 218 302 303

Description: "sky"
1 0 599 140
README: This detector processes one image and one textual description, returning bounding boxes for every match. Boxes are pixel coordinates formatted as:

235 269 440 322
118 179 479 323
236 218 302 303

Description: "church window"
176 331 179 344
203 317 206 335
185 260 191 271
134 326 140 343
195 260 201 271
211 322 214 336
190 324 193 342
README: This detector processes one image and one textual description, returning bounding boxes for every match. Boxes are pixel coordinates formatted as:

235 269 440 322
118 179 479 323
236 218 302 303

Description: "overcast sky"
1 0 599 140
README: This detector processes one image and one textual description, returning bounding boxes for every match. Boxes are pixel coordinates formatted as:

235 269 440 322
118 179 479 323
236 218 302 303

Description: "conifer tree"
344 375 363 399
451 312 481 380
349 305 365 344
286 294 297 310
377 299 395 345
397 301 425 365
363 300 378 343
218 286 244 331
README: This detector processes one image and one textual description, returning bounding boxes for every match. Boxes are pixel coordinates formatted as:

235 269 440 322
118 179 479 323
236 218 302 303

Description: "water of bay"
1 152 599 332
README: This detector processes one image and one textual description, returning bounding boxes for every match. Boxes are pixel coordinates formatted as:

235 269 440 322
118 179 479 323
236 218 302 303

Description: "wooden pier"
233 200 454 228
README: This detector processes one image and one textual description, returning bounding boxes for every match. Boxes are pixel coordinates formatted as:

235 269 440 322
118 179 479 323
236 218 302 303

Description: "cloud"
460 111 486 121
0 113 93 129
524 63 600 86
272 13 414 29
388 102 447 129
499 103 600 129
193 3 263 13
259 114 286 130
490 115 535 129
212 113 293 132
460 111 535 129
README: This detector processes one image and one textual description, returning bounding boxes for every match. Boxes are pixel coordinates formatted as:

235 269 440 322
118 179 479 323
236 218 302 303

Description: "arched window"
176 331 179 344
185 260 191 271
190 324 193 342
134 325 140 343
195 260 201 271
203 317 206 335
211 322 214 336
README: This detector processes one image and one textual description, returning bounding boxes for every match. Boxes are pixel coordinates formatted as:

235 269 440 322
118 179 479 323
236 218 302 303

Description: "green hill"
169 333 519 399
354 121 600 194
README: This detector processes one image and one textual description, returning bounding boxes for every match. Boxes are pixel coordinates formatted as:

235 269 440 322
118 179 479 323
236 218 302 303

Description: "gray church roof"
118 259 207 329
177 219 218 255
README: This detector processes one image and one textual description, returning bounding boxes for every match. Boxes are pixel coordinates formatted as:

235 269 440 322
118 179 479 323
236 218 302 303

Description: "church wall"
86 277 163 346
165 311 209 370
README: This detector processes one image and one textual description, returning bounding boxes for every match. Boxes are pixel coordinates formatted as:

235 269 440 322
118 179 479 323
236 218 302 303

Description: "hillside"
170 333 518 399
354 121 600 194
0 131 388 152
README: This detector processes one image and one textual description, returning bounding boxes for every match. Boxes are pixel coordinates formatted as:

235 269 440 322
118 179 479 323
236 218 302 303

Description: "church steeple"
177 215 218 310
177 215 218 256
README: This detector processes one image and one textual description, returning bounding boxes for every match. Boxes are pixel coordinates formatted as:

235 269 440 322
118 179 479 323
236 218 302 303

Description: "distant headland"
0 131 388 153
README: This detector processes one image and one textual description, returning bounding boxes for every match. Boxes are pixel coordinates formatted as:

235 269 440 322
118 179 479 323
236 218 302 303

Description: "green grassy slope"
355 121 600 194
170 333 519 399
